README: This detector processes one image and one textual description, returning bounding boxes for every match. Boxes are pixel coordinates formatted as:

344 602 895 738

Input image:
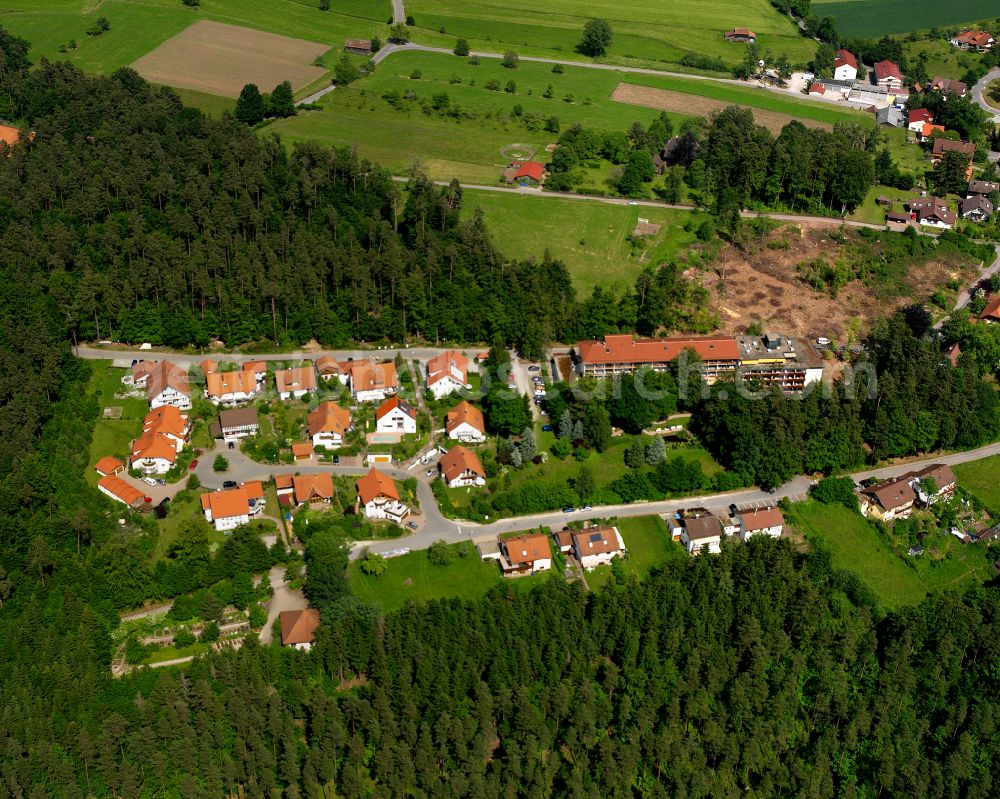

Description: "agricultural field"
267 50 866 184
813 0 1000 39
132 20 328 98
406 0 816 69
461 190 709 293
0 0 388 84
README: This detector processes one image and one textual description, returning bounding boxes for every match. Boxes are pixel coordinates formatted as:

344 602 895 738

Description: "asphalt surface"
972 68 1000 122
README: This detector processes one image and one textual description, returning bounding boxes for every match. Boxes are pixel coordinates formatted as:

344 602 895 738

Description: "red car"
188 459 199 470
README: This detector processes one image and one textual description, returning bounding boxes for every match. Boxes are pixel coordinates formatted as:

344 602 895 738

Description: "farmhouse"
344 38 372 55
833 49 858 81
279 608 321 651
97 475 147 509
873 60 904 91
961 194 993 222
217 407 259 441
145 361 192 410
950 30 994 51
316 356 351 383
928 76 967 96
350 360 398 402
438 445 486 488
274 366 317 400
724 28 756 43
738 507 785 540
201 484 263 531
426 350 471 399
356 468 409 523
446 400 486 442
498 532 551 574
572 525 626 571
376 396 417 435
291 473 335 506
907 108 933 131
205 369 260 406
504 161 545 186
908 196 956 229
307 401 352 448
94 456 125 477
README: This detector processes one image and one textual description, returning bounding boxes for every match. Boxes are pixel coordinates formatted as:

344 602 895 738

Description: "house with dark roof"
670 509 725 555
724 28 756 43
968 180 1000 197
928 76 967 96
908 196 956 229
217 407 259 441
859 464 956 521
344 38 372 55
961 194 993 222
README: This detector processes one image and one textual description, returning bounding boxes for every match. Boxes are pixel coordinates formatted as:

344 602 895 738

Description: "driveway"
258 564 308 644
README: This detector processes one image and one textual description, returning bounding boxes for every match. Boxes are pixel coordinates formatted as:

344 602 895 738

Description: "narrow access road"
972 68 1000 122
120 601 173 622
258 564 307 645
296 85 335 106
391 0 405 25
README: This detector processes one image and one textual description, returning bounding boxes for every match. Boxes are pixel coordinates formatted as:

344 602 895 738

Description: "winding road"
972 68 1000 123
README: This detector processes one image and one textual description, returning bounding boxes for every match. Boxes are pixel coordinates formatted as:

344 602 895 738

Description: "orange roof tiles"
979 295 1000 321
98 475 146 506
350 360 398 393
146 360 190 401
577 334 740 366
740 507 785 531
292 473 334 503
426 350 469 386
280 609 320 645
502 533 550 566
241 480 264 501
143 406 188 439
206 369 258 398
94 456 124 476
446 401 485 435
202 487 250 519
356 468 399 504
572 526 623 557
376 395 414 420
291 442 314 459
307 401 351 436
439 445 485 483
131 433 178 464
275 366 317 395
274 474 295 490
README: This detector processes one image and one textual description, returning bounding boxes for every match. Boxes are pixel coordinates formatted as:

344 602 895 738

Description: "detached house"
275 366 317 400
498 532 552 574
833 49 858 81
201 482 264 531
356 468 409 524
376 396 417 435
291 473 335 506
205 369 260 406
724 28 756 43
316 356 351 384
929 76 967 96
572 525 626 571
426 350 471 399
446 401 486 442
967 180 1000 197
739 507 785 540
350 360 398 402
145 361 192 410
874 60 904 91
908 196 956 229
130 406 189 474
217 407 259 441
961 194 994 222
950 30 995 52
980 295 1000 323
307 401 352 449
907 108 933 132
438 445 486 488
671 510 724 555
279 609 321 651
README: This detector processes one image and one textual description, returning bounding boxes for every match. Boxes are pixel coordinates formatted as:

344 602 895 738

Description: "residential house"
739 507 785 540
874 60 904 91
376 396 417 435
218 407 259 441
673 510 724 555
426 350 471 399
130 406 189 474
968 179 1000 196
552 528 575 554
504 160 546 185
929 76 967 96
356 468 409 523
316 356 351 384
833 49 858 81
291 473 335 506
97 475 147 509
94 456 125 477
931 138 975 178
242 360 268 383
291 442 314 461
979 295 1000 323
438 445 486 488
917 122 945 143
199 359 218 376
724 28 756 43
875 106 905 127
307 400 352 449
907 108 933 132
205 369 260 406
908 196 956 229
274 474 295 504
498 532 552 574
911 463 957 505
859 477 916 521
446 400 486 442
349 360 398 402
275 366 317 400
961 194 994 222
145 361 192 410
125 360 157 387
951 30 995 51
344 38 373 55
201 485 261 531
572 525 626 571
279 608 321 651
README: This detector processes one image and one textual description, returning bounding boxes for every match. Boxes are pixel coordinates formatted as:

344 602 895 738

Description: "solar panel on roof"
589 532 602 542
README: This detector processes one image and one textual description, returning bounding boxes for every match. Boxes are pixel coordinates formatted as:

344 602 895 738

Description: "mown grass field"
268 50 866 185
788 500 995 611
461 190 709 293
813 0 1000 38
586 515 686 591
85 361 148 485
954 455 1000 515
406 0 816 68
0 0 388 79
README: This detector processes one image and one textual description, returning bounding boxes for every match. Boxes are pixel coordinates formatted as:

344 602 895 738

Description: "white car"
816 337 831 346
142 476 158 487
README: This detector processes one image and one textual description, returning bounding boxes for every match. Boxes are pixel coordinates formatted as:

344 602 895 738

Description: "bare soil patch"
132 20 329 98
691 223 975 340
611 83 831 134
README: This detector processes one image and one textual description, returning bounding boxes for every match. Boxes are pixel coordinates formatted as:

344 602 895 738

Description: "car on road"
223 480 237 489
542 424 553 432
188 459 198 470
627 200 638 205
407 521 418 530
156 478 166 486
581 505 592 511
528 365 541 372
426 469 435 477
562 506 576 513
332 455 340 465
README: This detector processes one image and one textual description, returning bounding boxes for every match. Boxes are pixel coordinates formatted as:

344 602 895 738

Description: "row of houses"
668 506 785 555
574 332 824 392
889 180 994 230
480 524 627 575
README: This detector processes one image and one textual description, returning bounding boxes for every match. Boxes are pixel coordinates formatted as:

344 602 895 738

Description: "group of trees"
234 80 296 125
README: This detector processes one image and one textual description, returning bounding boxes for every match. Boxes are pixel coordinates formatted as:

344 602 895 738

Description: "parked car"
332 455 340 465
223 480 237 489
228 441 235 450
581 505 592 511
156 478 166 486
528 365 541 372
426 469 435 477
407 521 419 530
142 477 157 487
816 337 831 346
562 506 576 513
542 424 553 432
188 459 198 470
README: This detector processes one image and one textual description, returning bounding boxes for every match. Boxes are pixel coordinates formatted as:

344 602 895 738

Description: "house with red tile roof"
274 366 317 400
446 401 485 442
576 334 740 381
97 475 147 508
874 60 903 90
205 369 260 406
724 28 756 43
426 350 471 399
376 396 417 434
94 456 125 477
279 609 321 650
833 49 858 81
572 525 626 570
356 468 409 523
978 295 1000 323
498 532 552 574
130 406 189 474
201 486 255 531
950 30 994 52
291 473 335 506
738 507 785 540
907 108 933 132
145 361 192 410
438 445 486 487
291 441 314 461
241 360 268 383
307 401 352 448
349 360 398 402
315 356 352 384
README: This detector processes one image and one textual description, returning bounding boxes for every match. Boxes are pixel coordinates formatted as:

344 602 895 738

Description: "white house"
145 361 192 410
438 445 486 488
572 526 626 571
307 400 352 448
499 532 551 574
356 468 409 524
446 401 486 442
739 507 785 540
218 407 259 441
274 366 317 400
129 406 188 474
425 350 470 399
201 486 252 531
279 609 320 651
376 396 417 435
833 49 858 81
350 360 398 402
678 512 723 555
205 370 260 406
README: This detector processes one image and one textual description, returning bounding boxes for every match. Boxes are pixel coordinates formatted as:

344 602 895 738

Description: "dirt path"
259 565 308 645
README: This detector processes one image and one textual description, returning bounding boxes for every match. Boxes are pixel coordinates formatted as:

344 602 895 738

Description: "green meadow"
813 0 1000 39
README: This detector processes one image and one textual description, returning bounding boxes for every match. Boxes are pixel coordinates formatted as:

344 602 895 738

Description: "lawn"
85 361 148 484
902 38 984 83
152 490 231 561
813 0 1000 38
348 539 555 612
406 0 816 69
787 500 994 611
954 455 1000 515
586 515 687 591
461 189 708 294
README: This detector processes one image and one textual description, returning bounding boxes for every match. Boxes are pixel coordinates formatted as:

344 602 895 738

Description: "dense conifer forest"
2 29 1000 799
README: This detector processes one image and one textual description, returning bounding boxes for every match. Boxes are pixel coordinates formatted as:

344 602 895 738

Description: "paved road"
935 244 1000 328
297 85 335 106
120 601 173 622
391 0 405 24
972 68 1000 122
